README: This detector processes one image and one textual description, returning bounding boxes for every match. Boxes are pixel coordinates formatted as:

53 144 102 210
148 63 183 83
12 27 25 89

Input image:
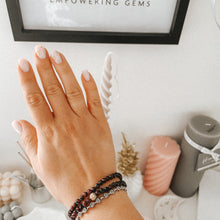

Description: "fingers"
34 46 72 116
12 120 38 165
81 70 106 120
50 51 87 116
19 46 105 123
17 59 53 126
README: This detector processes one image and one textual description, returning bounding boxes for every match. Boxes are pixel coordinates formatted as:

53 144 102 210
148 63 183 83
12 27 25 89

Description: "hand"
13 46 116 208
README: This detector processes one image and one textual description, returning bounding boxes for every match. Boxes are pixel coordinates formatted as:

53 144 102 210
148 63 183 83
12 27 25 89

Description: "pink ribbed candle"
143 136 181 196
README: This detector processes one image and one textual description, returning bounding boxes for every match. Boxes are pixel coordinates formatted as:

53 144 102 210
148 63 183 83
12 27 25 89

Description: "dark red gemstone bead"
79 195 84 201
82 192 88 197
91 187 96 192
106 187 110 192
115 173 122 180
85 198 91 204
79 204 83 211
87 189 92 194
82 201 87 207
122 181 127 187
100 188 105 194
95 183 100 188
71 212 76 217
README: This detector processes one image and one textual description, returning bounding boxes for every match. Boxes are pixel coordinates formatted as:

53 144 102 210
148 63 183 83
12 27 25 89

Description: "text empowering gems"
49 0 151 7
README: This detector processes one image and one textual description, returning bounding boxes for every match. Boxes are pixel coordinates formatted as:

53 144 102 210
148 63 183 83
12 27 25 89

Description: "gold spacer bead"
89 193 97 201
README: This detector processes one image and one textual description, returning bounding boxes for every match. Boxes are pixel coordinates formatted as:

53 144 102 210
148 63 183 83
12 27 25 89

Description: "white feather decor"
100 52 113 120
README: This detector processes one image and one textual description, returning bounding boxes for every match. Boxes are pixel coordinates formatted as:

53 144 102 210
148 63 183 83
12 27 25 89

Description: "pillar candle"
143 136 181 196
100 52 113 120
171 115 220 198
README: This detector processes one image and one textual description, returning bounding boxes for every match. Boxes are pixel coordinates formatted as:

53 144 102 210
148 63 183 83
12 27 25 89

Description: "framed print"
6 0 190 44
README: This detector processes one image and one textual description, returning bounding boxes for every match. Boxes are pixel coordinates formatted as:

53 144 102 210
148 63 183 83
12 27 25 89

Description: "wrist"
82 190 143 220
65 172 143 220
67 172 125 218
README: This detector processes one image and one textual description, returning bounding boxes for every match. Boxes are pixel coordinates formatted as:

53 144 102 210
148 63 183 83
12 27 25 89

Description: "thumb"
12 120 38 164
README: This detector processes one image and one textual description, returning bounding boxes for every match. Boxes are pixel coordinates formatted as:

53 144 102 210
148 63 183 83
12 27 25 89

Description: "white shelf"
135 188 198 220
19 185 197 220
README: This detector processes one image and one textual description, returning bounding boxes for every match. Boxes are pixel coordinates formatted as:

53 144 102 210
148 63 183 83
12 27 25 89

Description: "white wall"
0 0 220 173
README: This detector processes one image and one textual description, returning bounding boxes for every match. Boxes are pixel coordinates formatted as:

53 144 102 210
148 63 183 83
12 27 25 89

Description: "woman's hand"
13 46 144 220
13 46 116 208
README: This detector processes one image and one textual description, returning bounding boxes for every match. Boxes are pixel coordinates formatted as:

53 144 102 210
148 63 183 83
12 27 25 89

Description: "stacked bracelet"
68 172 127 220
68 172 122 217
75 185 127 220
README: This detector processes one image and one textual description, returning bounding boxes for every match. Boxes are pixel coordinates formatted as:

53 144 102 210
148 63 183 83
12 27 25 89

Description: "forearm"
82 191 143 220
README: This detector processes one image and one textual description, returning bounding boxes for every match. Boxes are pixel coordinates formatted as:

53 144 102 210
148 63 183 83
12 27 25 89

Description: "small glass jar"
28 170 51 204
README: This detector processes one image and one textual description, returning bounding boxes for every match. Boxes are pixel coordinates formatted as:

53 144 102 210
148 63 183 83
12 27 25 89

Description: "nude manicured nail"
82 70 90 81
51 50 62 64
18 59 29 72
11 120 22 134
35 45 46 59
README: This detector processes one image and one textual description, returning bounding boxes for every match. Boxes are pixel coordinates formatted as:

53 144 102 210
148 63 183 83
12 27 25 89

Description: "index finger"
17 58 53 126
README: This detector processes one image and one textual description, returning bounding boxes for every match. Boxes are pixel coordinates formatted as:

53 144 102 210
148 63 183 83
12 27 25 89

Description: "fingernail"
18 59 29 72
11 120 22 134
51 50 62 64
82 70 90 81
35 45 46 59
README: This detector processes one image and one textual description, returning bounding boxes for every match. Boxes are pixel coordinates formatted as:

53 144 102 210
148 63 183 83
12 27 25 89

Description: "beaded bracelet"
69 179 124 219
68 172 122 217
74 180 127 215
71 181 127 219
75 185 127 220
68 172 124 219
71 181 127 220
96 180 127 196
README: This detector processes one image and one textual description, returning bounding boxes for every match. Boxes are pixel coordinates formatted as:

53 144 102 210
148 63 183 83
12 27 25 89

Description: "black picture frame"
6 0 190 44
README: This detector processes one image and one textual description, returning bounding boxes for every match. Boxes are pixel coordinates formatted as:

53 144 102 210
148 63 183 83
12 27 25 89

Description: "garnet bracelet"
68 172 127 220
